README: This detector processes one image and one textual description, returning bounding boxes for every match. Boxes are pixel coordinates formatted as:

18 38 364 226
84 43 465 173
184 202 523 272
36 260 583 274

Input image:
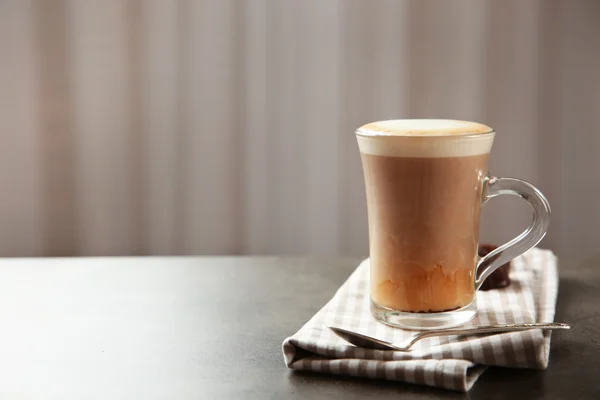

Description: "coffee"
357 120 494 313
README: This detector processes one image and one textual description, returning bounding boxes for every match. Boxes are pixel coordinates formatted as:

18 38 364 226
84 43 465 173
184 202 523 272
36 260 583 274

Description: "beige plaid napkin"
282 248 559 392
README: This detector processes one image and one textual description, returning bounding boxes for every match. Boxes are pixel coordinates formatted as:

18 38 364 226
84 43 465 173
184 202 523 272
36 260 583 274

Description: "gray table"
0 257 598 399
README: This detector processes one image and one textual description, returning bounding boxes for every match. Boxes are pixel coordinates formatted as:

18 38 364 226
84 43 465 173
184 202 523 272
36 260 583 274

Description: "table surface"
0 256 598 399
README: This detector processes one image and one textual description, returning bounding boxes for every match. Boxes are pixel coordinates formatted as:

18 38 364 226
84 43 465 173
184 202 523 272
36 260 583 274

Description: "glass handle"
474 177 551 290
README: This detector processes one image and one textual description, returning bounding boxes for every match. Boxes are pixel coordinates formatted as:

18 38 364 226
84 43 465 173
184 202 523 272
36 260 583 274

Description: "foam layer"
357 119 493 137
356 119 495 158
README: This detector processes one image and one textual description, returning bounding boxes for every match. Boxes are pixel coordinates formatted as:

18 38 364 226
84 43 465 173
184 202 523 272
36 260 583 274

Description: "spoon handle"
415 322 570 342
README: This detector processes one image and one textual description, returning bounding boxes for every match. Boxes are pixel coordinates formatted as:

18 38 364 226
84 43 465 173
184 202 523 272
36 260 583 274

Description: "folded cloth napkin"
282 248 559 392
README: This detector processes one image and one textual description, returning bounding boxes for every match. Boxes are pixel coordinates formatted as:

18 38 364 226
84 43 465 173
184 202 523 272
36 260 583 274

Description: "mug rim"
355 119 495 139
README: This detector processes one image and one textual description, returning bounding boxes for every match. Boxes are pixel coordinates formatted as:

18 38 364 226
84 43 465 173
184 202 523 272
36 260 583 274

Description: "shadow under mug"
356 121 550 330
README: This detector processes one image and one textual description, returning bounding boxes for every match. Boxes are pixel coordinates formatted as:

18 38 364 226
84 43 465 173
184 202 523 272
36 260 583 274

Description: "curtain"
0 0 598 257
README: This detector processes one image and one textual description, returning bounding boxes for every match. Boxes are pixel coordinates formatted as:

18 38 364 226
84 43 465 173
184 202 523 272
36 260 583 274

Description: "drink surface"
357 119 493 137
357 119 494 159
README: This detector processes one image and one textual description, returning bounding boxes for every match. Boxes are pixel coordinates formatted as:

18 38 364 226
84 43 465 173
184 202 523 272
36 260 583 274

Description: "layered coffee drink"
357 120 494 313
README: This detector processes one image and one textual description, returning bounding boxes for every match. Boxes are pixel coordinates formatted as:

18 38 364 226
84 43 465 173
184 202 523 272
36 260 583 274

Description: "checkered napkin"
282 248 559 392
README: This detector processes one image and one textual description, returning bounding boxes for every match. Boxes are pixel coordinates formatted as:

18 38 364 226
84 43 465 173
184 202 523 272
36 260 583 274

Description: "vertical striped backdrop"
0 0 598 257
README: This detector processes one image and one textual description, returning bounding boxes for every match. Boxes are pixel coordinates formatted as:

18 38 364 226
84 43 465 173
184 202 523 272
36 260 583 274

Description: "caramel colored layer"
371 265 475 313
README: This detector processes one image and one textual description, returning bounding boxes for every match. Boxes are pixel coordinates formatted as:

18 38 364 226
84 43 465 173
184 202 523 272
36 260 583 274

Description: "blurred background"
0 0 598 258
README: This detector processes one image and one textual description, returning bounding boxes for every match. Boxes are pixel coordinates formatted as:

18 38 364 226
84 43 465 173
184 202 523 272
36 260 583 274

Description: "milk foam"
356 119 494 158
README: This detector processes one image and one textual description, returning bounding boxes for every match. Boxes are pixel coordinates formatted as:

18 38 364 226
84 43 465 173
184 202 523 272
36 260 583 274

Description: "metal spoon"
328 322 570 352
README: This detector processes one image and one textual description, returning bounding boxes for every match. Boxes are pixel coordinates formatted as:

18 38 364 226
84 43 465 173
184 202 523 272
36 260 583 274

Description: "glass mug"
356 119 550 330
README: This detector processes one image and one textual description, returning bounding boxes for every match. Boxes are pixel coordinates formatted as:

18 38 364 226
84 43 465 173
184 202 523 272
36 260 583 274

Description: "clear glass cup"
356 120 550 330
